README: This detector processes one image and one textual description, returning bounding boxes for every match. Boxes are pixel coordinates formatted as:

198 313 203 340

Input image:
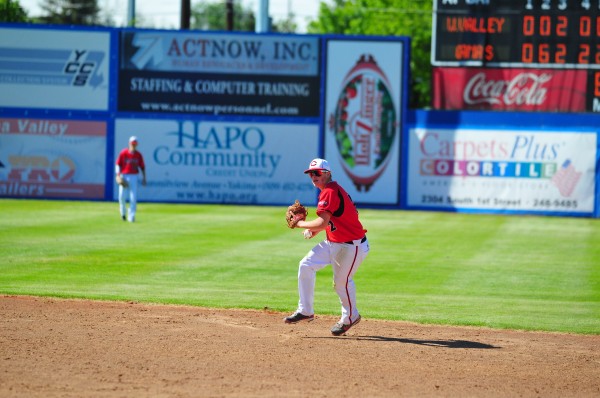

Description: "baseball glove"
116 175 129 188
286 200 307 228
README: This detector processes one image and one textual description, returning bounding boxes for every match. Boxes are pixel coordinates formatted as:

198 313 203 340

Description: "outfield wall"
0 23 598 218
0 23 409 208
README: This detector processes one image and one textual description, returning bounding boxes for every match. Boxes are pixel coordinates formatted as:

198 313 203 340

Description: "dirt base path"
1 296 599 397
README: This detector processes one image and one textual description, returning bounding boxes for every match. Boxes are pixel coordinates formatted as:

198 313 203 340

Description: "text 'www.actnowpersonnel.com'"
139 101 300 115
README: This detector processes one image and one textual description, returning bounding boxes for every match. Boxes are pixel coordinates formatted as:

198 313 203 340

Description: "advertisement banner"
0 27 111 111
407 128 597 215
433 67 588 112
118 32 320 117
324 39 407 205
0 118 107 199
114 119 319 205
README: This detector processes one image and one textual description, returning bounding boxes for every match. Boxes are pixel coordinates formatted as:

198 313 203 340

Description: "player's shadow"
355 335 500 349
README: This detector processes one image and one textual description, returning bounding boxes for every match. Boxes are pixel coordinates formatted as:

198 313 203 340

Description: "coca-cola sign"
464 72 551 106
433 67 587 112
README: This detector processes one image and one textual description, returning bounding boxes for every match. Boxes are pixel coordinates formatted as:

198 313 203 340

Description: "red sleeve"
316 186 337 216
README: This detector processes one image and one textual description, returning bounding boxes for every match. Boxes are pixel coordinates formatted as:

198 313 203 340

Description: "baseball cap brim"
303 168 329 173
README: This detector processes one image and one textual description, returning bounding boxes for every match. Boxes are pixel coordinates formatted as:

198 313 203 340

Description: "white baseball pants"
296 238 369 325
118 174 139 222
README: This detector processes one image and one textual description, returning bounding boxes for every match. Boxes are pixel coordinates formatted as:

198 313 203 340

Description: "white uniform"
297 238 369 325
118 173 140 222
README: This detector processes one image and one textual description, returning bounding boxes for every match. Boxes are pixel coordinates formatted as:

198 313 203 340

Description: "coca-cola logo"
464 72 551 106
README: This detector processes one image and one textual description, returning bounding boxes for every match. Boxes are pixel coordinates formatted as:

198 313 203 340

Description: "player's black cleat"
284 312 314 324
330 315 361 336
122 215 126 221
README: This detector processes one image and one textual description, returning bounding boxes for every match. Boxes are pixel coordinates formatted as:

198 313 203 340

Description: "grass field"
1 198 599 334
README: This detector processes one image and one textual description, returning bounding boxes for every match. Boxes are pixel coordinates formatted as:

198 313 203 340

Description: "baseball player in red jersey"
115 136 146 222
285 158 369 335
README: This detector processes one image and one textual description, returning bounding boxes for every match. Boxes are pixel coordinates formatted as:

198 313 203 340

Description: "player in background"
285 158 370 336
115 136 146 222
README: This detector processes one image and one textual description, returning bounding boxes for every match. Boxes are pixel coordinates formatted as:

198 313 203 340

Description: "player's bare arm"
297 211 330 232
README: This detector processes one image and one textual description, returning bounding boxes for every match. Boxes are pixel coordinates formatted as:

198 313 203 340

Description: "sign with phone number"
406 127 597 215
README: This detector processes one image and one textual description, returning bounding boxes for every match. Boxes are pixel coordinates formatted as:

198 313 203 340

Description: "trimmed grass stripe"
1 199 598 334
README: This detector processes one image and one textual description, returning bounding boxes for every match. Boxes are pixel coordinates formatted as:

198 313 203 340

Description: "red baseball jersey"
316 181 366 243
116 149 145 175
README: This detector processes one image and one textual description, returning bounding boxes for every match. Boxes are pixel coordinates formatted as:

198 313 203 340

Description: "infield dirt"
1 295 599 397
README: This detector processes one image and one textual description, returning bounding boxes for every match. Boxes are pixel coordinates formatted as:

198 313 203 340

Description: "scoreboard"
433 0 600 69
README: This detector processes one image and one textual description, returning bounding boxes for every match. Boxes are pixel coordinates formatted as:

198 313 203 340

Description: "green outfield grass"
1 199 599 334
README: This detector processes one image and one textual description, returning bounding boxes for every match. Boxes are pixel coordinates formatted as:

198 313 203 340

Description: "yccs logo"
64 50 105 87
0 48 105 88
329 54 397 191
